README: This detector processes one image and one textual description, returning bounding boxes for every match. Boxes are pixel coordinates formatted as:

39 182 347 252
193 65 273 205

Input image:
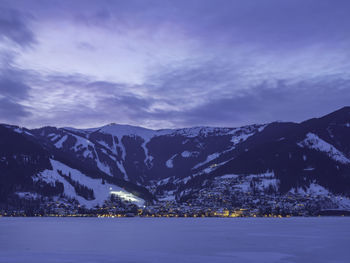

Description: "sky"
0 0 350 129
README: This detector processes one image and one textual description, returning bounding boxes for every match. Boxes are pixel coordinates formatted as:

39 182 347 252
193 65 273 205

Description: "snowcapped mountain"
29 122 264 186
1 107 350 210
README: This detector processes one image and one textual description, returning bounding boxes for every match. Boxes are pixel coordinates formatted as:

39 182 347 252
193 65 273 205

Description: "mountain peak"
98 123 158 140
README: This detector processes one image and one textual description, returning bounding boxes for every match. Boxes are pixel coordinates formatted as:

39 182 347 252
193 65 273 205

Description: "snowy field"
0 217 349 263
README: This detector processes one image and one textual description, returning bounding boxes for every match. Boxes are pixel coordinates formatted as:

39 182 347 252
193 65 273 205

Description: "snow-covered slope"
3 106 350 208
35 159 144 208
31 123 266 186
298 133 350 164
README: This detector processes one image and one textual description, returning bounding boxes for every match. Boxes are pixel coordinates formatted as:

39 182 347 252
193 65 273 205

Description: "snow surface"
13 127 23 134
70 134 93 151
166 154 177 168
307 183 330 195
298 133 350 164
58 123 266 172
229 124 267 145
216 172 279 192
218 174 240 179
231 131 254 144
158 190 176 201
169 127 228 138
1 217 350 263
96 124 170 166
156 176 173 186
177 175 191 184
246 172 279 186
289 182 331 197
91 148 112 176
98 123 159 140
70 134 94 159
12 127 33 136
194 158 233 176
96 124 242 167
80 123 266 142
193 152 221 169
15 192 40 199
116 161 128 181
118 141 127 160
49 134 60 141
96 140 110 149
34 159 144 207
54 135 68 148
181 151 199 158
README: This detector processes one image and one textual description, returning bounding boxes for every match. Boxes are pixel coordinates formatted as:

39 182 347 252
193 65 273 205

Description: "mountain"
1 107 350 215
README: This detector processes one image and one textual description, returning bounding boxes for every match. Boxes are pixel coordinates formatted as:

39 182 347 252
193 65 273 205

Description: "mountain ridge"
1 107 350 215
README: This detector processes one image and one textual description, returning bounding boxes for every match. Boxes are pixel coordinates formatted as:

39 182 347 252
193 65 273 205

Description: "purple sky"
0 0 350 129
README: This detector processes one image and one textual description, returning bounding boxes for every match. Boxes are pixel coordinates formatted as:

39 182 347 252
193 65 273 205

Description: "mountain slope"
1 107 350 212
0 124 153 211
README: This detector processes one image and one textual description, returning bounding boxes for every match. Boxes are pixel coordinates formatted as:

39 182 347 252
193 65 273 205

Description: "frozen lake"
0 217 349 263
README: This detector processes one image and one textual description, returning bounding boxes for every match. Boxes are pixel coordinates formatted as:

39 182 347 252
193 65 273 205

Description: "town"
1 173 349 217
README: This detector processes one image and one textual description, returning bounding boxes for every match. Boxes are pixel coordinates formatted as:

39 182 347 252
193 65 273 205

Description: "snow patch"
156 177 174 186
71 134 94 152
181 151 199 158
12 127 32 136
229 124 267 145
93 149 112 176
15 192 40 199
290 183 330 197
54 135 68 148
216 172 279 193
13 128 23 134
166 154 177 168
142 140 154 167
116 161 128 181
96 159 112 176
219 174 240 179
96 140 111 149
298 133 350 164
181 176 191 184
49 134 60 141
193 152 221 169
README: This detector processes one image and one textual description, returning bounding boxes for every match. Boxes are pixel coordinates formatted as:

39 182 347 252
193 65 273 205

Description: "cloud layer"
0 0 350 129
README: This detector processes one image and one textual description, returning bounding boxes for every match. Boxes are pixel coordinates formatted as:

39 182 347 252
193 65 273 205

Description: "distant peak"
101 123 154 131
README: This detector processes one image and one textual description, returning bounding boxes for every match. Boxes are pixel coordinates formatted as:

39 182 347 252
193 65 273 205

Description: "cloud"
17 65 350 129
0 97 31 121
0 7 36 47
0 50 33 123
158 77 350 127
0 47 348 129
0 75 31 100
54 0 350 50
0 1 349 129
